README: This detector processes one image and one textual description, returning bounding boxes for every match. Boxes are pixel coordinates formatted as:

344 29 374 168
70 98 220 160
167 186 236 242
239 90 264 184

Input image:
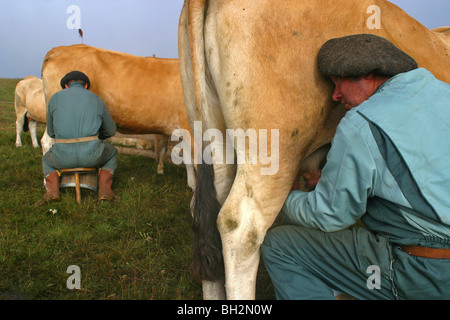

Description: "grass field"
0 78 274 300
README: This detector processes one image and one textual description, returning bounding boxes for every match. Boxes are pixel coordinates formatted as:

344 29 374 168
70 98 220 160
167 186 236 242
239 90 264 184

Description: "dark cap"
60 71 90 89
318 34 418 78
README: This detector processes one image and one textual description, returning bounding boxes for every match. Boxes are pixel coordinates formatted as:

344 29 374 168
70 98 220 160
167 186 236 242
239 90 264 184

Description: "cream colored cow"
41 45 195 188
178 0 450 299
14 76 46 148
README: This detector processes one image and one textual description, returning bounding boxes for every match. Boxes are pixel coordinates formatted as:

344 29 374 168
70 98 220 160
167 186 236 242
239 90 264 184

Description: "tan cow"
14 76 46 148
41 45 195 188
178 0 450 299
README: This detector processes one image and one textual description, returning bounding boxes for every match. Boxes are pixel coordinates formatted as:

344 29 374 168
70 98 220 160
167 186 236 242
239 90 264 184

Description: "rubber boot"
98 169 118 201
34 172 60 207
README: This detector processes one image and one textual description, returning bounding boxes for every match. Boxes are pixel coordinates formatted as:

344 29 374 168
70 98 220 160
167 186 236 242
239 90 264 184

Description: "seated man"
262 34 450 300
35 71 118 206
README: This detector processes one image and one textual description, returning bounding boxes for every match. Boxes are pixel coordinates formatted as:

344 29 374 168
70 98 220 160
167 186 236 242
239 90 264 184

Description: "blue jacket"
283 68 450 248
46 82 116 168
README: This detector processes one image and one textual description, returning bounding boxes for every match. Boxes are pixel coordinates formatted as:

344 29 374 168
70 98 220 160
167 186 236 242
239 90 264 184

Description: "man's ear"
64 84 69 89
84 84 88 89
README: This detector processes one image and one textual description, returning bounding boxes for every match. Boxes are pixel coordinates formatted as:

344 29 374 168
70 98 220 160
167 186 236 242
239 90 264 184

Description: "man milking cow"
262 34 450 299
35 71 118 206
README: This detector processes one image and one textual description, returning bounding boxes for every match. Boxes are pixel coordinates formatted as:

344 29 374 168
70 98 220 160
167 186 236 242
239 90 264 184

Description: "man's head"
318 34 418 110
60 71 90 89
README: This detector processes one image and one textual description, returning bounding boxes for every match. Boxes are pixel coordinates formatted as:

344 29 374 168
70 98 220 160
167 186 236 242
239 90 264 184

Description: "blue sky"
0 0 448 78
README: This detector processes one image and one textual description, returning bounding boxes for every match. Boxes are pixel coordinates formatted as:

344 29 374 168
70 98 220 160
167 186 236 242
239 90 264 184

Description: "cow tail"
185 0 224 282
192 163 224 282
22 112 29 132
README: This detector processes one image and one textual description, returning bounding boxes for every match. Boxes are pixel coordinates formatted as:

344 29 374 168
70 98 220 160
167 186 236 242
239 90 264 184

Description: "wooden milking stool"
59 168 98 204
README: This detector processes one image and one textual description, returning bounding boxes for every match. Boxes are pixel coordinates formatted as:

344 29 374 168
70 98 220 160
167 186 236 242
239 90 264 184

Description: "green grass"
0 78 275 300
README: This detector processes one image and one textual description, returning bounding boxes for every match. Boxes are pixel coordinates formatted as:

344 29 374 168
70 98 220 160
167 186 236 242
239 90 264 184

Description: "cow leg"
40 128 54 155
186 164 196 191
156 135 168 174
29 120 40 148
15 113 25 147
15 120 23 147
202 280 226 300
217 165 291 300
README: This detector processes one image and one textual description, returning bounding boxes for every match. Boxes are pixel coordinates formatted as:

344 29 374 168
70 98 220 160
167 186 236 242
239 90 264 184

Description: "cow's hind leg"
15 112 26 147
155 135 168 174
29 119 40 148
40 128 53 155
217 165 291 300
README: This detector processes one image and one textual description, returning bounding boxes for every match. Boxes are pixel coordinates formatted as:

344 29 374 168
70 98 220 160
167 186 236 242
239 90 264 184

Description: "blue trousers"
42 142 118 176
261 225 450 300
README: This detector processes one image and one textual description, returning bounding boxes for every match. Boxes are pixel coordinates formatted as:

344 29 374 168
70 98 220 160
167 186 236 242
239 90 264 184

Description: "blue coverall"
261 68 450 300
42 82 117 175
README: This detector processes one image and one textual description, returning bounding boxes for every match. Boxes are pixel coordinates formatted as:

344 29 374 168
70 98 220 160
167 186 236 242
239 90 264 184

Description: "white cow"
14 76 46 148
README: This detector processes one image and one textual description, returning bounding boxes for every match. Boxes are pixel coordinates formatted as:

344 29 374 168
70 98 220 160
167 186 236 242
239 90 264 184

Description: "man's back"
45 81 116 168
47 82 115 140
357 68 450 234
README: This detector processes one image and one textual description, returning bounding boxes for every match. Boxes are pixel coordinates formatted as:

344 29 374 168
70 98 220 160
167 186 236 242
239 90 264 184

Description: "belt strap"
54 135 98 144
401 245 450 259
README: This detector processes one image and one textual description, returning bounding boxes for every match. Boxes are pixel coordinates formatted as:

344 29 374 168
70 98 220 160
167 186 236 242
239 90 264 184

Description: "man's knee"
263 225 293 250
264 224 316 245
262 225 307 260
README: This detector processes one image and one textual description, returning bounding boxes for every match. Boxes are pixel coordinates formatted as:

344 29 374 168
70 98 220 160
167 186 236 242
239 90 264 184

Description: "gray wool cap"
318 34 418 78
60 70 91 89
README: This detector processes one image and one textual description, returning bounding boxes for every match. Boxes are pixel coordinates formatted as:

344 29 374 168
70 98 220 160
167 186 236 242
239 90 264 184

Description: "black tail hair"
22 112 29 132
192 163 224 282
